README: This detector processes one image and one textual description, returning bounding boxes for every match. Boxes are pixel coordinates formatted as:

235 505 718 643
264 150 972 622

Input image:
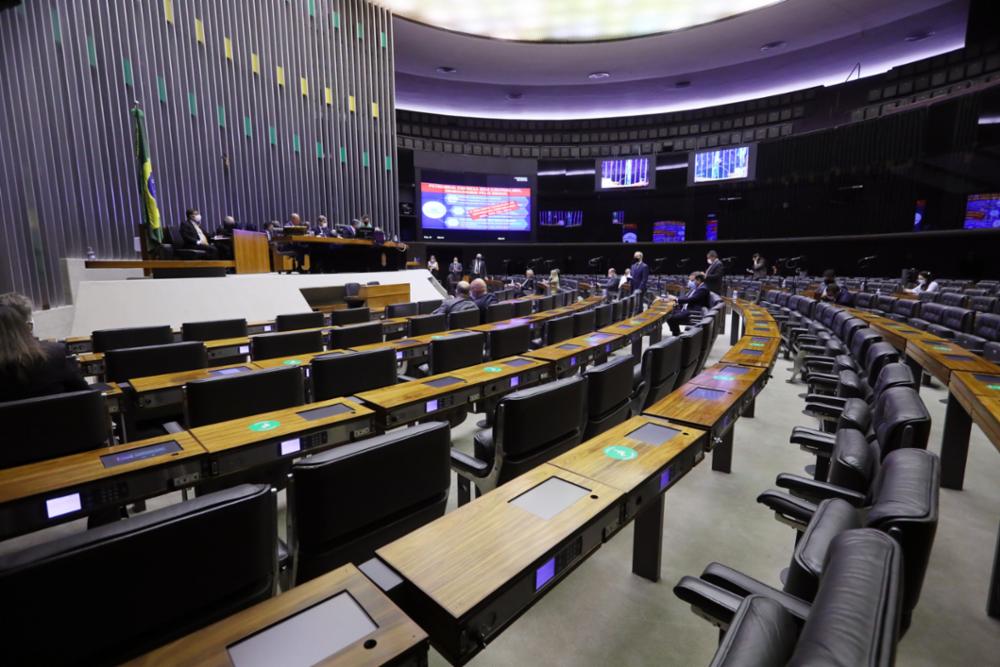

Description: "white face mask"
687 280 696 289
193 214 202 223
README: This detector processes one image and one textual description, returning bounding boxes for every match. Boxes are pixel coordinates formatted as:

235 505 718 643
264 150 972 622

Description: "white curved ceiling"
375 0 785 42
391 0 970 119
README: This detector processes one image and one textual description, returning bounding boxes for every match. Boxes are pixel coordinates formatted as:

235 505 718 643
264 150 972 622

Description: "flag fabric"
131 106 163 244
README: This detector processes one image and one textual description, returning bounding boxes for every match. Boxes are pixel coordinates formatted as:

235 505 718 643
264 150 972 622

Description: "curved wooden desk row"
365 299 780 665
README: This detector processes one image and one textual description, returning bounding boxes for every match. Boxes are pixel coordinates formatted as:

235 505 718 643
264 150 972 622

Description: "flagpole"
131 100 151 262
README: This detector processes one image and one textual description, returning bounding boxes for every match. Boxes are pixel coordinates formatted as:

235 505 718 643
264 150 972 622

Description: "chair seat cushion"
474 429 495 463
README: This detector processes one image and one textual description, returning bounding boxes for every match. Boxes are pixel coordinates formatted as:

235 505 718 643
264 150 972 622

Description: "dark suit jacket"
604 276 620 292
433 296 478 315
471 259 485 276
0 341 89 402
473 292 497 313
705 260 725 294
449 262 462 277
675 285 711 313
519 277 536 294
630 261 650 292
179 219 208 249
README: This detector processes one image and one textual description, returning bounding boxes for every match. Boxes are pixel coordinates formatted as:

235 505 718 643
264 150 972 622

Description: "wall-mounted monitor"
914 199 927 230
418 168 533 241
611 210 625 225
963 194 1000 229
688 145 756 185
621 223 638 243
652 221 686 243
538 210 583 227
706 215 719 241
596 157 654 190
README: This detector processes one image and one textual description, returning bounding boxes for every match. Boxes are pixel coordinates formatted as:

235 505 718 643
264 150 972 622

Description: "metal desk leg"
712 428 734 473
632 493 664 582
940 392 973 490
905 356 923 395
729 311 740 345
742 398 756 418
632 336 642 360
989 523 1000 618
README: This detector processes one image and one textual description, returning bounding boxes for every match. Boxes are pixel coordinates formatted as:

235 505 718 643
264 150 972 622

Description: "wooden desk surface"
950 370 1000 398
376 464 623 619
190 398 372 453
128 362 257 394
468 317 536 334
288 235 406 251
689 363 767 392
525 331 622 362
127 563 427 667
598 311 664 338
720 336 781 368
251 350 346 369
85 259 236 269
550 415 705 493
949 377 1000 452
642 382 743 427
906 338 998 384
349 337 430 355
0 433 205 504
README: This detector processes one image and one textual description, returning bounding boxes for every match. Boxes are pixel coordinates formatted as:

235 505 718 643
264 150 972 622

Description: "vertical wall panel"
0 0 397 308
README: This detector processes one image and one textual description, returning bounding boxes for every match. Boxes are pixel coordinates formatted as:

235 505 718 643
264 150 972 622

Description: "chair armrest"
804 394 847 409
804 373 839 391
700 563 812 622
756 489 818 529
673 575 744 628
162 421 185 434
450 448 490 477
789 427 836 456
775 474 867 506
396 374 418 383
801 400 847 421
799 344 829 356
802 357 834 371
709 595 800 667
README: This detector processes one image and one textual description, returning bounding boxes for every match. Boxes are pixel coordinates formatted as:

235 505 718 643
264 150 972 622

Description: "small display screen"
658 468 671 490
598 157 652 190
587 332 613 341
535 557 556 591
626 423 681 446
424 376 465 388
45 493 82 519
505 358 535 367
263 325 273 332
963 193 1000 230
510 476 591 520
396 351 403 360
687 387 727 400
570 356 577 367
280 438 302 456
973 374 1000 387
740 349 764 356
210 366 251 377
510 376 520 388
716 365 751 376
943 354 974 362
557 343 581 351
100 440 182 468
426 399 439 412
297 403 354 421
652 221 686 243
750 337 770 344
239 345 250 354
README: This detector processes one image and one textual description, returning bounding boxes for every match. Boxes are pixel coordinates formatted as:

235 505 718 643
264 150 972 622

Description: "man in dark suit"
704 250 724 295
517 269 537 296
604 268 619 300
179 208 218 258
470 253 486 280
470 278 496 314
433 281 479 316
666 272 711 336
630 251 649 310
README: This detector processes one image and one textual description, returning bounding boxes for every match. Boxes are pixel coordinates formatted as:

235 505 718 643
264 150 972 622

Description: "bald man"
470 278 496 314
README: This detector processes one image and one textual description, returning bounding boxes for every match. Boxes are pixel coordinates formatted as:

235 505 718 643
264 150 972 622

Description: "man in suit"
433 281 479 316
517 269 537 296
470 278 496 314
750 253 768 279
471 253 486 280
448 257 463 294
179 208 218 258
666 272 711 336
704 250 724 295
630 251 649 310
604 268 619 300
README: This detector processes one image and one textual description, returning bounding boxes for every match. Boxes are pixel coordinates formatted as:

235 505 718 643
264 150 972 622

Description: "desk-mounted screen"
424 376 465 388
505 358 535 367
210 366 251 377
688 145 756 185
687 387 727 400
626 423 681 446
739 349 764 356
297 403 354 421
45 493 82 519
596 157 654 191
100 440 182 468
509 476 591 520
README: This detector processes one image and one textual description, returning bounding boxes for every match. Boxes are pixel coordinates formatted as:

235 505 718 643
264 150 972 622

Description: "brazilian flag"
131 105 163 244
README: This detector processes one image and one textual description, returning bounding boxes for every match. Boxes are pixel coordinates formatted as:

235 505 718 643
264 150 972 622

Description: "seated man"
517 269 537 296
604 268 619 299
433 281 480 315
470 278 496 314
179 208 218 259
665 272 710 336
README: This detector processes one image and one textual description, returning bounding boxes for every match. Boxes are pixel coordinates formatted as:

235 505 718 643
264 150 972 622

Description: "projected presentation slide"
599 158 652 190
653 221 686 243
691 145 754 183
963 194 1000 229
621 223 638 243
539 210 583 227
421 182 532 232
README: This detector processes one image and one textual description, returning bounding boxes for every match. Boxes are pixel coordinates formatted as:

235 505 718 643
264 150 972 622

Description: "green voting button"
988 384 1000 391
282 359 302 366
483 366 503 373
249 420 280 432
749 342 765 348
604 445 638 461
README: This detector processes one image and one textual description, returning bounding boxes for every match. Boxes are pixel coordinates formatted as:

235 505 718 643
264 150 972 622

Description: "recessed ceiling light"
904 31 935 42
435 66 457 74
674 80 692 88
760 40 786 52
506 91 524 101
588 71 611 80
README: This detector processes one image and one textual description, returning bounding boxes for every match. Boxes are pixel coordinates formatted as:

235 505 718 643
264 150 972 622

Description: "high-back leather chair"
536 294 556 312
938 291 969 308
486 302 515 323
186 366 305 427
329 307 370 326
428 331 484 374
386 302 418 318
583 355 634 439
540 315 574 346
447 308 481 329
417 299 443 314
407 313 447 336
454 375 588 503
875 294 897 315
289 422 450 584
955 312 1000 353
853 292 877 310
92 325 173 353
181 318 248 341
969 295 999 314
0 390 109 468
926 306 975 338
275 311 324 332
512 299 532 317
311 349 396 401
573 309 596 336
676 326 704 386
594 303 612 328
695 316 716 371
631 338 683 413
488 324 531 360
250 329 324 361
326 321 382 349
0 484 277 666
104 341 207 383
611 299 624 322
909 302 946 330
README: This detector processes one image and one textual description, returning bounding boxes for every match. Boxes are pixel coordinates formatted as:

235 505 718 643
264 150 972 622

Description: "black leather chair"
250 329 324 361
804 363 915 430
418 299 443 314
426 331 485 374
453 375 588 504
329 307 370 326
447 307 481 329
675 326 704 387
534 314 574 348
386 302 418 318
327 321 382 349
875 294 897 315
513 299 533 317
889 299 921 322
311 349 397 401
926 305 975 339
343 282 365 308
0 390 109 468
275 311 325 332
853 291 877 310
488 324 532 360
583 355 634 439
105 341 207 383
909 301 946 331
695 315 716 371
92 325 173 353
186 366 305 427
181 318 248 341
969 295 999 314
288 422 450 585
406 313 446 336
983 340 1000 363
938 291 969 308
611 299 624 322
594 303 612 328
486 302 515 323
573 309 596 336
0 484 277 666
536 294 555 312
630 337 683 413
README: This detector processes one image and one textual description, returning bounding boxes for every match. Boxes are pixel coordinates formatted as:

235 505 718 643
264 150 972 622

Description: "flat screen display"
597 157 654 190
653 221 686 243
538 210 583 227
914 199 927 230
689 145 756 184
419 170 532 238
45 493 82 519
621 223 638 243
687 387 727 400
626 423 681 446
963 194 1000 229
504 358 535 367
297 403 354 421
706 213 718 241
535 557 556 590
611 210 625 225
100 440 182 468
424 376 465 388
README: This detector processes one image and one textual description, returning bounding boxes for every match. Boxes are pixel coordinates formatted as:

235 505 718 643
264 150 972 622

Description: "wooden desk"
0 433 205 540
350 337 432 363
525 331 622 375
375 464 623 664
720 336 781 369
190 398 374 478
287 235 406 251
127 362 257 409
232 229 271 274
550 415 706 580
468 317 538 334
128 564 428 667
905 337 997 386
250 350 345 370
598 308 668 357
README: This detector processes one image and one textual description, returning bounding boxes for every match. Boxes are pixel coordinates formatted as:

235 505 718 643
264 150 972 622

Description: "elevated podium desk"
84 259 234 278
0 433 205 540
525 331 623 376
128 564 429 667
373 464 623 665
550 415 706 581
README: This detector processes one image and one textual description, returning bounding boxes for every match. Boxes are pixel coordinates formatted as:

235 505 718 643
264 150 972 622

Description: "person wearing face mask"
180 208 218 258
905 270 940 294
665 272 710 336
704 250 724 295
630 251 650 310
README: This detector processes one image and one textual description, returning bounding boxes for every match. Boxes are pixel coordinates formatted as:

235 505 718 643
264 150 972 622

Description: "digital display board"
538 210 583 227
597 157 654 190
652 221 686 243
964 194 1000 229
689 145 756 184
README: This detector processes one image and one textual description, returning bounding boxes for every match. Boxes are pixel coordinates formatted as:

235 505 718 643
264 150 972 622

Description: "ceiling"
391 0 970 120
374 0 784 42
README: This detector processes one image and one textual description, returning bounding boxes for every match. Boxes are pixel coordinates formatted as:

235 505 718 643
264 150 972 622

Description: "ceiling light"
760 40 786 52
904 31 935 42
588 71 611 80
435 66 457 74
674 80 692 88
506 91 524 101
